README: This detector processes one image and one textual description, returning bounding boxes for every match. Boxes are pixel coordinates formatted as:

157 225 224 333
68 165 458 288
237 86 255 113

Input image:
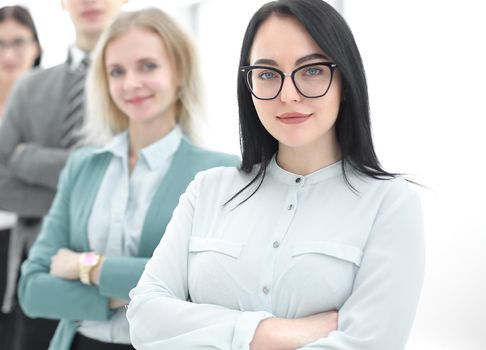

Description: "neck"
75 31 101 52
0 78 15 115
276 132 342 176
128 118 177 164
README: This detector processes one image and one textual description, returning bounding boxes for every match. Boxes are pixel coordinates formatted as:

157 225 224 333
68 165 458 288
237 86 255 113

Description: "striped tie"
59 56 90 148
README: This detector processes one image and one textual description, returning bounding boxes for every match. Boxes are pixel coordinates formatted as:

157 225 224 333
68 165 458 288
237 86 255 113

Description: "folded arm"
0 76 71 193
127 173 274 350
298 181 425 349
18 151 110 321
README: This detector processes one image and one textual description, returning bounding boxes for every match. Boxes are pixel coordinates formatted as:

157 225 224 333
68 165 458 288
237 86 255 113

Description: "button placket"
260 185 299 309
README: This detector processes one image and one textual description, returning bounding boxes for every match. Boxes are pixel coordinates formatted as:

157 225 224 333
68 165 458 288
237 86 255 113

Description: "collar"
267 154 342 186
140 126 182 171
67 45 92 72
92 126 183 171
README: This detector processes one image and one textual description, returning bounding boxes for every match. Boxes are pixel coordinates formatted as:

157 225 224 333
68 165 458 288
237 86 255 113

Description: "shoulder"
8 64 68 104
16 63 68 90
356 175 423 224
179 139 240 168
187 165 251 199
376 176 421 209
63 147 110 177
346 167 420 203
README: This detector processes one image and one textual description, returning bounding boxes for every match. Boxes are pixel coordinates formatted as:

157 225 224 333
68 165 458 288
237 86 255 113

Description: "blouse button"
262 286 270 294
273 241 280 248
295 177 302 183
287 204 294 210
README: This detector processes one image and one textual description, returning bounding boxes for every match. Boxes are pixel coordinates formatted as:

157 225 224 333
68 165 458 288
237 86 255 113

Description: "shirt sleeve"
0 164 55 216
0 75 71 192
299 180 425 350
17 150 110 321
8 143 71 190
127 172 273 350
98 256 149 300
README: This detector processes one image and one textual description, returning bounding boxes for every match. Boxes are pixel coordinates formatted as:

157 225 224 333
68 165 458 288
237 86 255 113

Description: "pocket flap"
189 237 243 258
292 241 363 266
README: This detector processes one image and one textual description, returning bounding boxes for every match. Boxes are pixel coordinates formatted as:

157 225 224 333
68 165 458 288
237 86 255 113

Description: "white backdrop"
1 0 485 349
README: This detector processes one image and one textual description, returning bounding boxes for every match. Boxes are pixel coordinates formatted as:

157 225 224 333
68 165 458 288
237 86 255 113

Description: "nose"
123 71 143 90
279 75 301 103
0 47 17 61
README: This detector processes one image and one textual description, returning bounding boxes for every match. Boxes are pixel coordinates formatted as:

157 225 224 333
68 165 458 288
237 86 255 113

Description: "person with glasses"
0 5 41 119
0 5 41 349
127 0 425 349
0 1 127 349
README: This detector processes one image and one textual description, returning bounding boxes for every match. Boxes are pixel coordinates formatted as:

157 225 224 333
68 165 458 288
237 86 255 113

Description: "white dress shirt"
68 45 92 71
79 127 182 343
128 156 425 350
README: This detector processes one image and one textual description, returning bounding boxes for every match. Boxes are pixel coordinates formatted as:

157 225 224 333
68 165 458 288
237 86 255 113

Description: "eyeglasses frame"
240 61 338 100
0 38 35 52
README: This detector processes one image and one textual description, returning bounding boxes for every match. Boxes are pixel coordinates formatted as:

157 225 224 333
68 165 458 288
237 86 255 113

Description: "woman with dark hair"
128 1 425 349
0 5 41 349
0 5 41 117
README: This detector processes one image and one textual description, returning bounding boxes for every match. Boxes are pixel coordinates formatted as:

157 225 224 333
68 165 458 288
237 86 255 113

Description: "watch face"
83 253 98 266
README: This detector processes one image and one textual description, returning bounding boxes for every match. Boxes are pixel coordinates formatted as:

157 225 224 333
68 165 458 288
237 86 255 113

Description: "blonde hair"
83 8 201 145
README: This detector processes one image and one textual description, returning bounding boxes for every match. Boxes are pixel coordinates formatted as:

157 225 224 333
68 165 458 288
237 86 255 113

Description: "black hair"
0 5 42 67
228 0 397 205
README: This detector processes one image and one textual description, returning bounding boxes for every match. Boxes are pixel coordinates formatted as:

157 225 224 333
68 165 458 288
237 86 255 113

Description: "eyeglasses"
0 38 34 53
240 62 337 100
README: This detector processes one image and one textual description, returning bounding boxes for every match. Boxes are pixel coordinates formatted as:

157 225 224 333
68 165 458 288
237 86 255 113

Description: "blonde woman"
18 8 238 350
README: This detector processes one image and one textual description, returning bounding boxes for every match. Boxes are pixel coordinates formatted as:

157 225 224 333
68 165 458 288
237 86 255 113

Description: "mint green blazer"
18 138 239 350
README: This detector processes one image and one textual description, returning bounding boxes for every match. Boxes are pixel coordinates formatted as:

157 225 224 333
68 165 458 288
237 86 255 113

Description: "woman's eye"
258 71 277 80
109 67 124 78
304 66 323 76
142 62 158 72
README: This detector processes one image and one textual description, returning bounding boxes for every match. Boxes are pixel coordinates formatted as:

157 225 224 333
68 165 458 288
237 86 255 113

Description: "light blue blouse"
80 127 181 343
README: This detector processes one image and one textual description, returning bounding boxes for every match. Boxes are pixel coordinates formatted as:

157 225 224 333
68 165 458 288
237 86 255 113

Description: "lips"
126 96 152 105
1 64 18 72
81 9 103 20
277 112 312 124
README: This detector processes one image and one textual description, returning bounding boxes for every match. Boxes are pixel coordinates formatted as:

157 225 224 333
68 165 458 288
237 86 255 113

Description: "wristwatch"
79 252 100 285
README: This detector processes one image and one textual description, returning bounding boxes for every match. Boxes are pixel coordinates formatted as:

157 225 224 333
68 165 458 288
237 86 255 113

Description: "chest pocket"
187 237 244 306
289 241 363 309
292 241 362 266
188 237 243 258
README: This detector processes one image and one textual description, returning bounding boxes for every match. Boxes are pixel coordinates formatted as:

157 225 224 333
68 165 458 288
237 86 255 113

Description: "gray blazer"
0 61 79 312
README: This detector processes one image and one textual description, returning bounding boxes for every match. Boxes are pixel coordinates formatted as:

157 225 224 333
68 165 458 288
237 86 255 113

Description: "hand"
292 311 338 346
109 298 129 309
250 310 338 350
49 248 82 280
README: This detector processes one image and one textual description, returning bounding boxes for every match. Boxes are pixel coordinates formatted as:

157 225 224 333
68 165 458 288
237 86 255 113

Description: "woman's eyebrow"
252 58 278 66
295 53 329 65
252 53 329 67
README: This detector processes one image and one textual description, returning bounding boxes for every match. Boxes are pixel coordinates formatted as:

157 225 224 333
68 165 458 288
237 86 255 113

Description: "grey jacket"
0 61 79 312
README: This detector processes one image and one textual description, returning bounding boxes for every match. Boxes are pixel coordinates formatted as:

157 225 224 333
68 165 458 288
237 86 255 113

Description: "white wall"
343 1 486 349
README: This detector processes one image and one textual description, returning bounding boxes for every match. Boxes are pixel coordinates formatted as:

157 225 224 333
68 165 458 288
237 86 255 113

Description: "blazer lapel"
70 152 113 251
51 63 74 146
138 139 193 257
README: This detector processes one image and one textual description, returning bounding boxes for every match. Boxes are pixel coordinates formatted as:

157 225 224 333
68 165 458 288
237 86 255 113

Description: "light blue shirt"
79 126 182 343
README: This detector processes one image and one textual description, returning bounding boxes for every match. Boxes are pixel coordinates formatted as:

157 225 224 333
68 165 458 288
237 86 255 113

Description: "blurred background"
1 0 485 349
